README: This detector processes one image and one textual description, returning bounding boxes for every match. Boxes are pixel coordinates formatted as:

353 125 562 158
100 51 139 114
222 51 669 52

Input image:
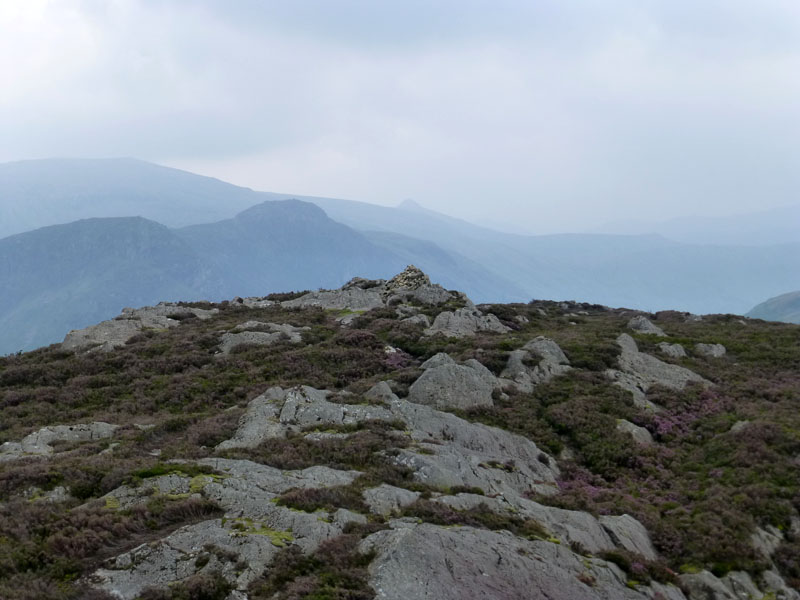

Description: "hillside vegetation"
0 269 798 599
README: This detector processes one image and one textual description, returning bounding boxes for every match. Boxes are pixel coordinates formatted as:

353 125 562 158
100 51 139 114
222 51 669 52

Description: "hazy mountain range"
1 158 798 354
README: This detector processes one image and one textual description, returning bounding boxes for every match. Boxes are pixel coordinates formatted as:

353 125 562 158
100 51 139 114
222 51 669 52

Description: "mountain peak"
397 198 426 212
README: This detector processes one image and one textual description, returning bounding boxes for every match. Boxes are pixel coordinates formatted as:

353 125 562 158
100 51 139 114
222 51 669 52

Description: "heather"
0 294 799 595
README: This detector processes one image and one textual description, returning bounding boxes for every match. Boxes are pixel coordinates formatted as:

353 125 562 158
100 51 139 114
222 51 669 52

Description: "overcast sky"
1 1 799 233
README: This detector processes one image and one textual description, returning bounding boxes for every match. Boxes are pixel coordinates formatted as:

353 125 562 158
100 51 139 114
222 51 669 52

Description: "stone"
598 514 658 560
363 484 421 516
500 337 571 393
360 522 687 600
218 322 307 354
401 313 431 327
216 383 560 499
62 303 217 352
0 422 119 462
424 307 510 338
680 570 738 600
615 419 654 446
386 265 431 290
695 343 727 358
751 525 783 559
407 355 497 410
627 315 667 336
730 420 750 433
607 334 709 408
364 381 400 404
658 342 687 358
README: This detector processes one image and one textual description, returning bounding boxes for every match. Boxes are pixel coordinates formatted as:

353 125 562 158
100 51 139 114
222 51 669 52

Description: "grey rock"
722 571 763 599
420 352 457 369
283 286 385 311
500 337 571 393
598 514 658 560
364 381 400 404
615 419 654 446
0 422 119 462
408 356 497 410
401 313 431 327
363 484 421 516
62 303 217 352
695 343 727 358
361 522 686 600
217 384 560 499
658 342 687 358
424 307 510 338
680 570 739 600
332 508 368 528
730 420 751 433
761 570 800 600
607 334 709 408
751 525 783 559
216 386 394 451
219 322 307 354
627 315 667 336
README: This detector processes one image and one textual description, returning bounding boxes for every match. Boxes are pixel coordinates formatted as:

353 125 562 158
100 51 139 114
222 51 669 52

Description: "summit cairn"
386 264 431 290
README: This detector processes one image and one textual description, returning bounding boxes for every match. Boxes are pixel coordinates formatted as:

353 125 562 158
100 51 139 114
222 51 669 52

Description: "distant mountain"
595 204 800 246
305 197 800 315
747 290 800 324
0 157 262 238
0 217 205 354
0 199 510 354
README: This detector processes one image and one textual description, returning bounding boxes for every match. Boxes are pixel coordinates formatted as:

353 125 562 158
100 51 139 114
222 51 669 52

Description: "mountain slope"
0 217 205 353
1 271 799 599
747 290 800 324
0 157 261 238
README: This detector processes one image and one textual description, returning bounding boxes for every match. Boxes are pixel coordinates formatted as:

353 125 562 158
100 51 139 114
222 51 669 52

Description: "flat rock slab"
361 522 687 600
607 334 709 408
62 303 217 352
219 322 308 354
695 342 727 358
0 422 118 462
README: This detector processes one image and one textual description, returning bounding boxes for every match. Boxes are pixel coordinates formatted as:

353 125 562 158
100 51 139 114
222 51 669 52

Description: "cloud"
1 0 799 232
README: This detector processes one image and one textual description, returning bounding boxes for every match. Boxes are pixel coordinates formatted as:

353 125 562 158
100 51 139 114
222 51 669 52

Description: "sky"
1 0 799 234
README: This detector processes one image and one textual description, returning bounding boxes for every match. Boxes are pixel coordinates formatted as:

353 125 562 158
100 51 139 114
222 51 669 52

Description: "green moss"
228 518 294 547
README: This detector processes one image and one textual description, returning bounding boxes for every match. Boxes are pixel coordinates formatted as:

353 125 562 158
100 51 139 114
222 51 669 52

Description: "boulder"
695 343 727 358
598 514 658 560
407 355 497 410
500 337 571 393
615 420 654 446
658 342 687 358
627 315 667 337
424 307 510 338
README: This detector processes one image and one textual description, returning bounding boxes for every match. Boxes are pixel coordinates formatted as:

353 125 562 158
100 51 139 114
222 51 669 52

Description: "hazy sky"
1 0 799 233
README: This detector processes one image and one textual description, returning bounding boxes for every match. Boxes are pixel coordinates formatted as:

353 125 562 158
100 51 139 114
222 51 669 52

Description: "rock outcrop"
218 321 308 354
62 303 217 352
615 419 654 445
658 342 687 358
695 343 727 358
407 353 499 410
606 334 710 408
360 521 686 600
424 307 510 338
216 382 560 498
627 315 667 337
500 336 571 393
0 422 118 462
282 265 461 312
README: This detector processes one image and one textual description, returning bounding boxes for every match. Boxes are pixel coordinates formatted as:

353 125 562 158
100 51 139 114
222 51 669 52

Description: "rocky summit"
1 267 799 600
